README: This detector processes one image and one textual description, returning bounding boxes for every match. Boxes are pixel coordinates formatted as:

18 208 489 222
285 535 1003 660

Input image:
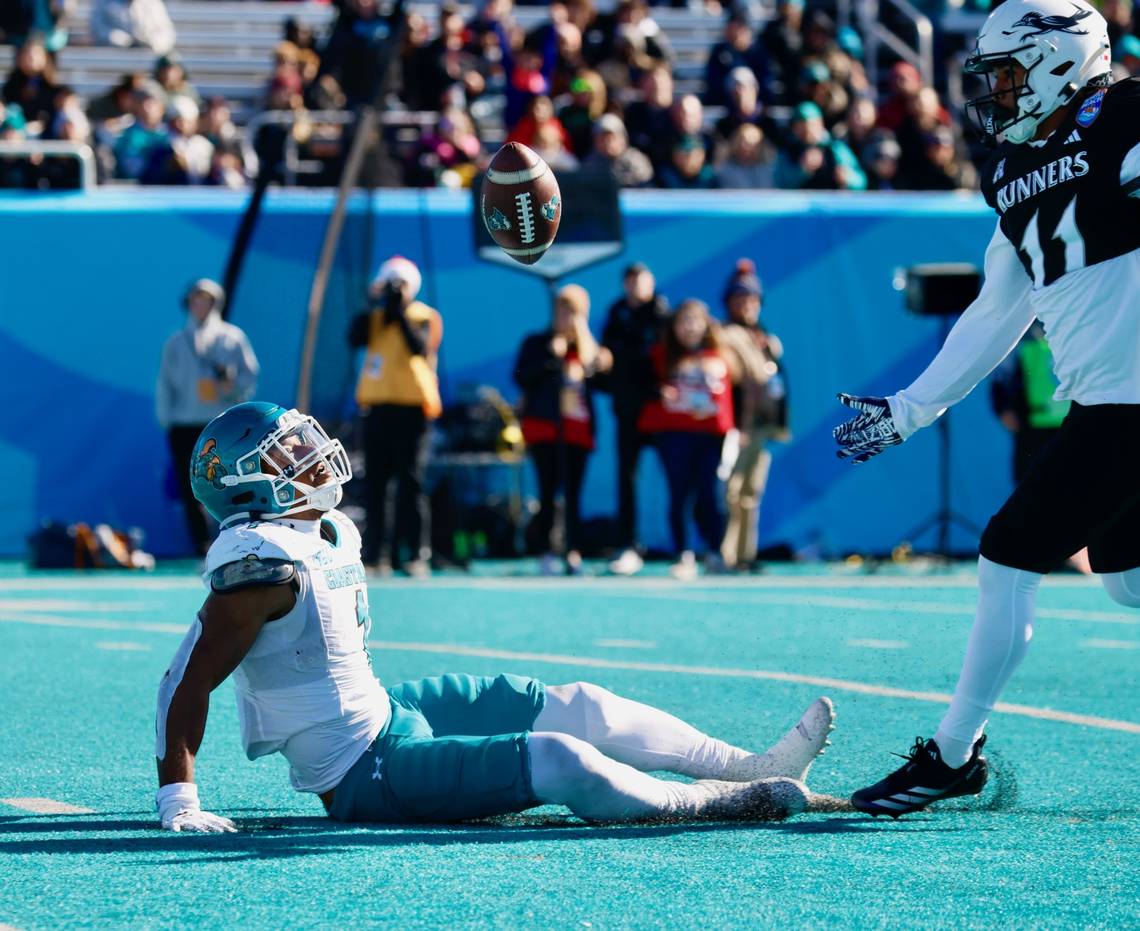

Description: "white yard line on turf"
2 613 1136 735
369 639 1140 736
0 599 154 612
4 588 1133 632
0 798 94 815
1080 639 1140 650
0 578 202 591
593 590 1140 625
371 575 1105 590
95 641 151 651
0 614 185 634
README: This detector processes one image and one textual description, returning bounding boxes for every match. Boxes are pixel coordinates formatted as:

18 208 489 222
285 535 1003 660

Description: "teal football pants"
328 674 547 823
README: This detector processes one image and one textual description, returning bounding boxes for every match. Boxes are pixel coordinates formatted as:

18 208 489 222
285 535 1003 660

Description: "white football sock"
934 555 1041 768
720 697 834 782
527 732 807 823
1101 567 1140 608
534 682 752 778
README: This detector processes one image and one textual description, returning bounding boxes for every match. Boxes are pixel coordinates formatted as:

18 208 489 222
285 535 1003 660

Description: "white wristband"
156 782 199 823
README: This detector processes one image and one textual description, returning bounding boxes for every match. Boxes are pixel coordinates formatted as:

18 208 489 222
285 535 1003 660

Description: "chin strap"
216 484 343 528
278 482 343 516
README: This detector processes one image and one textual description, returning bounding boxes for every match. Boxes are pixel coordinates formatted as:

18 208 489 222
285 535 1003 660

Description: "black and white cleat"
852 736 989 818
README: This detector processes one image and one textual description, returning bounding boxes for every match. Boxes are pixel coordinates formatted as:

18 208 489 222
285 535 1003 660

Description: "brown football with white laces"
481 143 562 265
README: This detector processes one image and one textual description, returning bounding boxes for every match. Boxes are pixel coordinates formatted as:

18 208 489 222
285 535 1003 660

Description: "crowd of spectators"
0 34 249 187
3 0 1140 191
508 255 790 578
334 251 788 578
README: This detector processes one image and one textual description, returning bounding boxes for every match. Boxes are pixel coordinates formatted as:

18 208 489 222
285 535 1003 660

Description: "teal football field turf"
1 563 1137 928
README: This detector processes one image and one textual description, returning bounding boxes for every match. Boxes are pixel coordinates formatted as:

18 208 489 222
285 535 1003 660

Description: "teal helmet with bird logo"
190 402 352 527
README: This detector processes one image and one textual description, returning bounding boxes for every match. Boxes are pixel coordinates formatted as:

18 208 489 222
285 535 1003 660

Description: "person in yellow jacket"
349 256 442 576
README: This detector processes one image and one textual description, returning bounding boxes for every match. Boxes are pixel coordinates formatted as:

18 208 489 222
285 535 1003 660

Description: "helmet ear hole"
232 492 254 506
1049 61 1074 76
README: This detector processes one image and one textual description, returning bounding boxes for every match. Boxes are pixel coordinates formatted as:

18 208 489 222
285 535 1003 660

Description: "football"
480 143 562 266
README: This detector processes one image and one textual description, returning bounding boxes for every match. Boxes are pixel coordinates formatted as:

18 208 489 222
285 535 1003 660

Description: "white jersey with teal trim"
204 511 390 794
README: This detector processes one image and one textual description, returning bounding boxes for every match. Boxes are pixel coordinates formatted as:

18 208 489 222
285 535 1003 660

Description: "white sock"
720 697 834 782
1101 567 1140 608
934 555 1041 768
527 732 806 823
534 682 752 778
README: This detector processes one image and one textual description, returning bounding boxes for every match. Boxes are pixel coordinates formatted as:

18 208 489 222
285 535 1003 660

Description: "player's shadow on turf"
0 812 167 834
0 813 962 862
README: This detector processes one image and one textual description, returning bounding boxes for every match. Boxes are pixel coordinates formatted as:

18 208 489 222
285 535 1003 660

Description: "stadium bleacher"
0 1 750 122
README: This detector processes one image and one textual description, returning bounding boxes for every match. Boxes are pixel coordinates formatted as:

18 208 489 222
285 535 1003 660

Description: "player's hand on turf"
833 393 903 464
156 782 237 833
165 808 237 833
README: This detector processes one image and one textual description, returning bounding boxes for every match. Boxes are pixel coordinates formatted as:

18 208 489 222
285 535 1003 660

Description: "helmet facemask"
220 410 352 526
963 0 1111 146
964 50 1044 145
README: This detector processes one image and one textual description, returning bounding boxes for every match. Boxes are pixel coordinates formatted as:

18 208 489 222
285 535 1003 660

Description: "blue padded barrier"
1 188 1009 557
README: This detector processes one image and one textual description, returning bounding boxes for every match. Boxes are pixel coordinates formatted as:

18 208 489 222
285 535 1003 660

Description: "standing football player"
156 401 846 832
834 0 1140 816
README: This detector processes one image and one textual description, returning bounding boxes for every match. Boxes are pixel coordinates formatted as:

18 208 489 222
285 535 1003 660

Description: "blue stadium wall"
1 188 1009 558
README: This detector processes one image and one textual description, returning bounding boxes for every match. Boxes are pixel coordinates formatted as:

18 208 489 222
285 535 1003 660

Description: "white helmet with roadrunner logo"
965 0 1111 144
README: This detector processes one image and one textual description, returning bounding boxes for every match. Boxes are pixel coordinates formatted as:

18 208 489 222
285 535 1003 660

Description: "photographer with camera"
156 278 259 555
349 256 443 577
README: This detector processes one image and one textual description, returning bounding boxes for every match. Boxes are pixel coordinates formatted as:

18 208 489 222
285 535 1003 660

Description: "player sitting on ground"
156 401 845 832
834 0 1140 816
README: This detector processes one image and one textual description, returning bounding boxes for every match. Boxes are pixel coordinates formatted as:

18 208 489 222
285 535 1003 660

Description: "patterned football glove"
833 393 903 464
156 783 237 833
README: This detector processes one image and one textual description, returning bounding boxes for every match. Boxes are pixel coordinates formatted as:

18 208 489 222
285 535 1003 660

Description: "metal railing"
852 0 935 90
240 109 443 186
0 141 97 190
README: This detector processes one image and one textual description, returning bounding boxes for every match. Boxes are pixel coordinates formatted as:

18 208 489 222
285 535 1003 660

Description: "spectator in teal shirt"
113 82 168 179
657 135 717 189
775 102 866 191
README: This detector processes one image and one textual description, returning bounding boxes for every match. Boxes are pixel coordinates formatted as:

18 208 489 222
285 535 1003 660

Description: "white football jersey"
203 511 390 794
889 82 1140 437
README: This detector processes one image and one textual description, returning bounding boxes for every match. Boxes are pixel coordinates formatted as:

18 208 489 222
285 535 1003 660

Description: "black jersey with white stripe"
980 78 1140 288
887 81 1140 436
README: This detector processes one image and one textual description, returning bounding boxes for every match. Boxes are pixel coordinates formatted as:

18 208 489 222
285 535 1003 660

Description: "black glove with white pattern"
833 393 903 464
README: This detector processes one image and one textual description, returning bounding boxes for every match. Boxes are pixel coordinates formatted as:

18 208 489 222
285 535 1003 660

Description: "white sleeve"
887 222 1035 439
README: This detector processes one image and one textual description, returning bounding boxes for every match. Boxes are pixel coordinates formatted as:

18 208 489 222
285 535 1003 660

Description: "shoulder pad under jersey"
211 556 296 593
205 520 325 577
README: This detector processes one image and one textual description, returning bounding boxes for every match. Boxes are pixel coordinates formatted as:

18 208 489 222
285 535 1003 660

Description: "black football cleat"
851 736 988 818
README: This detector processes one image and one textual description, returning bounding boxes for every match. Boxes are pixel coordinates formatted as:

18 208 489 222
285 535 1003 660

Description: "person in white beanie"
156 279 258 554
348 257 442 577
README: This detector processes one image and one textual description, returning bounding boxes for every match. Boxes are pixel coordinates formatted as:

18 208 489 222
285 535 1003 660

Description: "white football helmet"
965 0 1111 144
